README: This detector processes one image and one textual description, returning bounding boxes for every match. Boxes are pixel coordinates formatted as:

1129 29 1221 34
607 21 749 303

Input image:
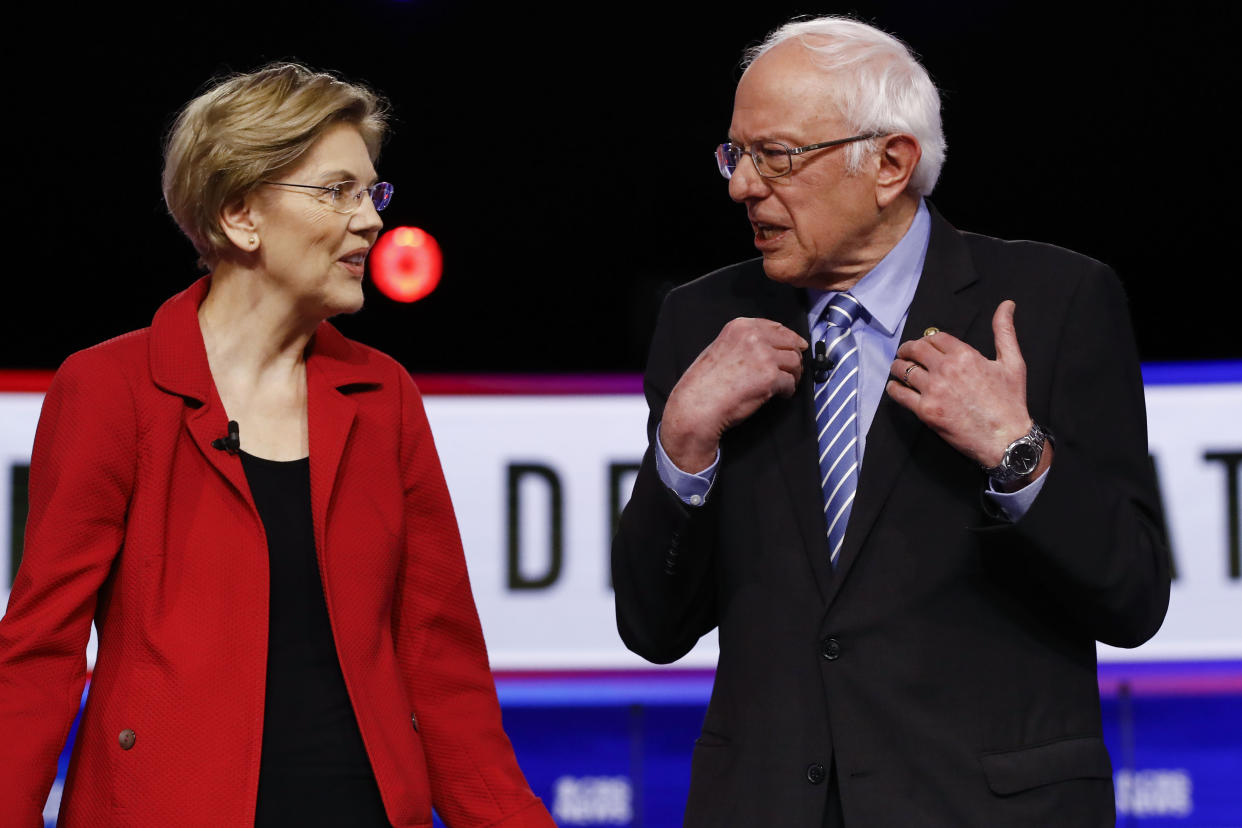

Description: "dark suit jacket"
612 206 1170 827
0 277 552 828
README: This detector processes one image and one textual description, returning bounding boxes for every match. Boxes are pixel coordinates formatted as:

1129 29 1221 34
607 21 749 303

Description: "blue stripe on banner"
489 661 1242 707
495 673 718 707
1141 360 1242 385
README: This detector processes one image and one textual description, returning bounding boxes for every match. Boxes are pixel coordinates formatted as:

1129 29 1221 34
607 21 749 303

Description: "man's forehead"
730 43 843 140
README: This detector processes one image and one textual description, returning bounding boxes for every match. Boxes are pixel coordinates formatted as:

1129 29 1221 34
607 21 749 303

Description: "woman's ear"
219 195 261 253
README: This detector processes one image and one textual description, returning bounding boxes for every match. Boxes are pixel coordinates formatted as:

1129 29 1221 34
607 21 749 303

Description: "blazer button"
820 636 841 661
118 729 136 750
806 762 826 785
410 712 419 732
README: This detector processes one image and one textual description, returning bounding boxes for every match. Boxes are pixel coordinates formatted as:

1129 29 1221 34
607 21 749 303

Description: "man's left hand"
886 300 1038 472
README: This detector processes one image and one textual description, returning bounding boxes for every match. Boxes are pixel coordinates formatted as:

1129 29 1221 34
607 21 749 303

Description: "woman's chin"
322 283 366 318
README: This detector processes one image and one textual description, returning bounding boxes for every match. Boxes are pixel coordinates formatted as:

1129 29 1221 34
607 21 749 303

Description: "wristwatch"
982 422 1051 484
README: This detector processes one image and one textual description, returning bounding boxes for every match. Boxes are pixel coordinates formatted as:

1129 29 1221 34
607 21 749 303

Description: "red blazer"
0 277 553 828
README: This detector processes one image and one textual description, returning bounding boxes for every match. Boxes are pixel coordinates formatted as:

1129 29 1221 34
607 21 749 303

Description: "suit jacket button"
806 762 826 784
118 729 136 750
820 637 841 660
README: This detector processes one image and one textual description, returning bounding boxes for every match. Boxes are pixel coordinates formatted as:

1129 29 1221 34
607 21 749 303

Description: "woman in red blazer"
0 64 553 827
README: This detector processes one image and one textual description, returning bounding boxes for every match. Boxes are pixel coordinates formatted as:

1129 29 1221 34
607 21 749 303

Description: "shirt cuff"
984 466 1050 522
654 422 719 507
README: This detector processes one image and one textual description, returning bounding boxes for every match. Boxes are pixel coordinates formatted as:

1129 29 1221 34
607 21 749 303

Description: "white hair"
744 16 946 196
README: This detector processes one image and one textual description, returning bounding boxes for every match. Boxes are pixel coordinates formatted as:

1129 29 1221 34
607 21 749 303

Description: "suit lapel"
823 207 985 608
185 402 253 501
148 277 255 505
306 359 358 561
745 276 838 604
149 276 381 547
303 323 382 564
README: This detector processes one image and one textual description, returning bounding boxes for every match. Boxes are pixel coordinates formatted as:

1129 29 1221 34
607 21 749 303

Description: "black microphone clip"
811 340 831 383
211 420 241 455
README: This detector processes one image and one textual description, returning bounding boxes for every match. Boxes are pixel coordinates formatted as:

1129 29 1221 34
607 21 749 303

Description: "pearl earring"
249 236 257 246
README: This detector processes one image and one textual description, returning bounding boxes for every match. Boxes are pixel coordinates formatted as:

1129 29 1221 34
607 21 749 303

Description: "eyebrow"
318 169 379 185
729 134 802 147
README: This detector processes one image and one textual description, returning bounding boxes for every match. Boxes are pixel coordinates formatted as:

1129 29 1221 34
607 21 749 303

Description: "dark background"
8 1 1238 373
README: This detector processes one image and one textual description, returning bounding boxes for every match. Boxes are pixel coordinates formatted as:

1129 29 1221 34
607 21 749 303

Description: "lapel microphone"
811 340 831 383
211 420 241 455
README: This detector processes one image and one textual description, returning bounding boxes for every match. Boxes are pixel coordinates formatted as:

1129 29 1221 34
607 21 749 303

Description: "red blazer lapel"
146 274 388 538
147 276 254 503
305 323 385 567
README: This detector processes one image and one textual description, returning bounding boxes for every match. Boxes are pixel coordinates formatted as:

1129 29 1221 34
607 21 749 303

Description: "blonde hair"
162 62 389 266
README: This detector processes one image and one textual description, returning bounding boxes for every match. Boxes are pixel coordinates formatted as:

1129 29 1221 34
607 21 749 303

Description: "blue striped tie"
813 292 863 568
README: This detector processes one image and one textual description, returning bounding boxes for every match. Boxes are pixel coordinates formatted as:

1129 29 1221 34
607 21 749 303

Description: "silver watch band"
982 421 1050 483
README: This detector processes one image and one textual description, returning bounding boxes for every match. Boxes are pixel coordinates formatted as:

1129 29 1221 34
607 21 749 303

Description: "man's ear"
219 195 261 253
875 133 922 208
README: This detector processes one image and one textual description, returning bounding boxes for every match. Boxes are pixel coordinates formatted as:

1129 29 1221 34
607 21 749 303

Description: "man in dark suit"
611 16 1170 827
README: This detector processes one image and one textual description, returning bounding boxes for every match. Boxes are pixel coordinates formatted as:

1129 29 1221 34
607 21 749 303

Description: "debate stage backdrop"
4 0 1240 824
1 365 1239 825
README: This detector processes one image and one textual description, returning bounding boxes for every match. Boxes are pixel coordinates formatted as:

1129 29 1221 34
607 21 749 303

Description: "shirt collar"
806 198 931 336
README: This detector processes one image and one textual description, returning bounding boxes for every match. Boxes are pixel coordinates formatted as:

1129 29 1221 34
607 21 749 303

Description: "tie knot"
824 292 862 329
813 291 862 381
824 291 864 330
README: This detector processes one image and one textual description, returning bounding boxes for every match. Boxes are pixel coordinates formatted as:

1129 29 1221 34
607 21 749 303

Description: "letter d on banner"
507 463 563 590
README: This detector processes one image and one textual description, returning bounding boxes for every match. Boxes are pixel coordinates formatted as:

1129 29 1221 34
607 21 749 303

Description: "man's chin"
761 254 859 293
760 255 812 288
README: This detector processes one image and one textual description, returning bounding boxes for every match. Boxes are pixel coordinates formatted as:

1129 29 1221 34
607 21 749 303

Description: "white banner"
1108 382 1242 661
1 377 1238 669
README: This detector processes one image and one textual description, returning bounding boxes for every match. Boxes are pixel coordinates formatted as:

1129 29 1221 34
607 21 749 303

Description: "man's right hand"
660 317 808 472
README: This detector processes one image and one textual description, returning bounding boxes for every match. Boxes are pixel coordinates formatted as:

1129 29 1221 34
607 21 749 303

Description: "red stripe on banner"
0 370 55 391
409 374 643 395
0 371 643 396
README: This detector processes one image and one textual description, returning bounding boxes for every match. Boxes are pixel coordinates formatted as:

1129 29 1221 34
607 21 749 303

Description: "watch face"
1008 442 1041 475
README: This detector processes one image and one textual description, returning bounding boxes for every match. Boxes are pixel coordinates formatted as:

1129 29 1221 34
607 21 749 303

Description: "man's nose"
728 154 769 202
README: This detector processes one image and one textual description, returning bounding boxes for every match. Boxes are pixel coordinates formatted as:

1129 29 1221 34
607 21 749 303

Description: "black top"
240 451 391 828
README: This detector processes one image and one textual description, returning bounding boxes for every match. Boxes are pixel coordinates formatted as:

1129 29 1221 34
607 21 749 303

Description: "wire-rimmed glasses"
264 180 394 213
714 133 883 179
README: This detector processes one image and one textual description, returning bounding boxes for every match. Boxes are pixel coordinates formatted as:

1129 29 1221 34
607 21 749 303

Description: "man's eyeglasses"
264 180 394 214
714 133 882 179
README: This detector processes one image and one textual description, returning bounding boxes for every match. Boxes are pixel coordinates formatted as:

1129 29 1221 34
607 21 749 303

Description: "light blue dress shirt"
655 199 1045 520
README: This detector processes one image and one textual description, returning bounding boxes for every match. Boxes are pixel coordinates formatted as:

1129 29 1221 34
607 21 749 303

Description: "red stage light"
369 226 443 303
